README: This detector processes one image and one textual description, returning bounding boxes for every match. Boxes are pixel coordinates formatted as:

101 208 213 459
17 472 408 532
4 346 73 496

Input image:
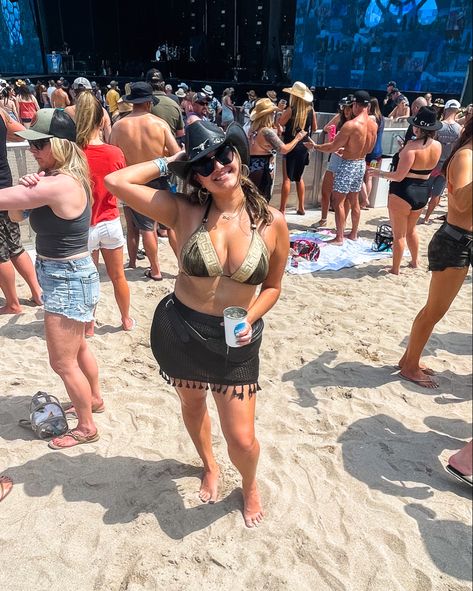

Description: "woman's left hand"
19 171 45 187
235 322 253 346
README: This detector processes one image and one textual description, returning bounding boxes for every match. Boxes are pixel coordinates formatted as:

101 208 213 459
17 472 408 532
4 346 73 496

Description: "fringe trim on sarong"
159 369 261 399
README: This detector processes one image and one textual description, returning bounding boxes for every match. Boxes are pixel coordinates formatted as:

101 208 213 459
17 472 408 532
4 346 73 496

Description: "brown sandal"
48 429 100 450
0 475 13 503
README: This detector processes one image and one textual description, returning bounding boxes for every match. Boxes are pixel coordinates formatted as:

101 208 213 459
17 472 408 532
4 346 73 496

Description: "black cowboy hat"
168 121 249 181
407 106 442 131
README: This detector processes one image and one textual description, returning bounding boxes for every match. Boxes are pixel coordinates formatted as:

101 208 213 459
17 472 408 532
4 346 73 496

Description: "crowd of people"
0 70 471 515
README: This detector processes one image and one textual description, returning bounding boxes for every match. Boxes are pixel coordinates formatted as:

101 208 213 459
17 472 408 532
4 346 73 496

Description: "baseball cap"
387 80 396 87
73 77 92 90
445 99 461 109
354 90 370 105
193 92 209 105
15 108 76 141
177 82 189 91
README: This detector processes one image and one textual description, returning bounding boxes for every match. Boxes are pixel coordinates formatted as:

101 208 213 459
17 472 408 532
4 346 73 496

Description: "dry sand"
0 202 471 591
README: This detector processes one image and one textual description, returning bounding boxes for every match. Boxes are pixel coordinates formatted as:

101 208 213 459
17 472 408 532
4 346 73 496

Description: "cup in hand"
223 306 248 348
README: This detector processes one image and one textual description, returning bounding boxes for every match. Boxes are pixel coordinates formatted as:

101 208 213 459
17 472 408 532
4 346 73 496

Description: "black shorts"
390 177 431 210
150 294 263 398
284 143 309 182
0 213 24 263
428 223 473 272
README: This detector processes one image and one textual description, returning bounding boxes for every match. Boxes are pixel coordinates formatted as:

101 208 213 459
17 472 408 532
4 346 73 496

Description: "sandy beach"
0 202 471 591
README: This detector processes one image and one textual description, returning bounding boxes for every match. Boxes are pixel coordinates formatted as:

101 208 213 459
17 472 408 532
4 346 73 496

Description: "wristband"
153 157 169 177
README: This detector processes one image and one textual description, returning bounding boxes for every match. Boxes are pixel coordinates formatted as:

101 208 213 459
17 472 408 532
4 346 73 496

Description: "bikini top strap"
202 197 213 224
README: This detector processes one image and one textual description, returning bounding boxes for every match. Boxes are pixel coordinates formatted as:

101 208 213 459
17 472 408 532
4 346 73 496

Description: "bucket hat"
124 82 153 104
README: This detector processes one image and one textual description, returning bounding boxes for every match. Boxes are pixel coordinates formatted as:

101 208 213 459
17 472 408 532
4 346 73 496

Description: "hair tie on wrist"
153 157 169 177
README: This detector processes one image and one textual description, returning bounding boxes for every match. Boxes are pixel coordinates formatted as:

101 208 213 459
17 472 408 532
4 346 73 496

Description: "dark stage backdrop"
292 0 472 94
0 0 43 73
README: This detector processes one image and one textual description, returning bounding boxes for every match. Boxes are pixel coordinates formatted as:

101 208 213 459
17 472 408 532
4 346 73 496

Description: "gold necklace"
217 200 245 221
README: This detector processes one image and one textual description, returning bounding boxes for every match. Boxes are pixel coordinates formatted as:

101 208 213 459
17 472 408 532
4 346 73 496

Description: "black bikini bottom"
150 294 264 398
390 177 431 210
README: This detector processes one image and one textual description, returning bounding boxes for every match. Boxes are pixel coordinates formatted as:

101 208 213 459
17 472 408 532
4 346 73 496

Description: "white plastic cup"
223 306 248 348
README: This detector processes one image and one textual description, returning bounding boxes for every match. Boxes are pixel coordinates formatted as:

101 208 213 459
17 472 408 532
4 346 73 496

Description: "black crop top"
180 199 269 285
29 201 91 258
391 151 434 175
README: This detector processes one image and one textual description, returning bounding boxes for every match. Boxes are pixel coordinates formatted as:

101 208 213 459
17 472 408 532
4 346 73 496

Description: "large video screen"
0 0 43 74
292 0 472 94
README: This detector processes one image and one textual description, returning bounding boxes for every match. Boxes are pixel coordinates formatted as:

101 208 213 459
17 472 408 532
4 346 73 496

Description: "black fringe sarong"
150 294 263 399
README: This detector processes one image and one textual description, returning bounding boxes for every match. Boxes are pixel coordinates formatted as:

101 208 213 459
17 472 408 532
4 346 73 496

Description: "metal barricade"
7 141 36 244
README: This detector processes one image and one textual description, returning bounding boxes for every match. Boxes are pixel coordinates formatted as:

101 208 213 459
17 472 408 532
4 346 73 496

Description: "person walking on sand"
397 117 471 387
110 82 181 280
309 90 377 244
105 121 289 527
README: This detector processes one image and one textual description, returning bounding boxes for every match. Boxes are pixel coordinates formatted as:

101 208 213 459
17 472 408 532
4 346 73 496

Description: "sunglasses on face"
28 138 50 150
192 144 234 177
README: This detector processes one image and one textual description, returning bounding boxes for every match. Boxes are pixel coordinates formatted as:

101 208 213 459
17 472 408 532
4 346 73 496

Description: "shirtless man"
310 90 377 245
64 77 111 143
50 81 70 109
110 82 180 279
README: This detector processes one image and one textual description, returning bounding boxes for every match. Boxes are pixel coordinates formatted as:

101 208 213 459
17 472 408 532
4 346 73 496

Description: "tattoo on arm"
262 128 284 152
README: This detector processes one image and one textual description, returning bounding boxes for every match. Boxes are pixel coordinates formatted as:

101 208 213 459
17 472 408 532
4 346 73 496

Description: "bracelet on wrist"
153 157 169 177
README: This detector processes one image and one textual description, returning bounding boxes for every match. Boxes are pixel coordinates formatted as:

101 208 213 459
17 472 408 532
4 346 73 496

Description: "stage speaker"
460 57 472 106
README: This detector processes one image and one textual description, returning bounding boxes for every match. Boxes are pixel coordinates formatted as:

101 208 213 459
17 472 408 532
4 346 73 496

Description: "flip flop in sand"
445 464 473 487
144 269 163 281
0 475 13 503
399 372 439 388
62 402 105 419
48 429 100 450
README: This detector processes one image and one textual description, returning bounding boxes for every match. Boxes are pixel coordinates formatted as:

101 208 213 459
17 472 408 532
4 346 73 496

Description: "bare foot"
345 233 358 241
327 237 344 246
199 466 220 503
397 360 435 376
122 317 137 331
400 369 438 388
63 399 105 416
0 304 22 315
242 481 264 527
389 267 400 275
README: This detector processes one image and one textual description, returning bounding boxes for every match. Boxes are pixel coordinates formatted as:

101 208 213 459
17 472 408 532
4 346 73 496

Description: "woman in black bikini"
369 107 442 275
105 121 289 528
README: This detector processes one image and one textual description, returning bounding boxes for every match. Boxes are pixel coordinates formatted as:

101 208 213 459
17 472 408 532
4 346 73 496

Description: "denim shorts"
35 255 100 322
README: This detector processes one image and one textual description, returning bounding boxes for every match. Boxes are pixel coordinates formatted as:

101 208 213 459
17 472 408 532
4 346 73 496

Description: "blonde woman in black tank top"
0 109 103 450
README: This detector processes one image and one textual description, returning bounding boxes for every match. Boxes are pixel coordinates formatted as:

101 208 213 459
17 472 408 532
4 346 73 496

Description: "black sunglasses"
192 144 234 177
28 138 50 150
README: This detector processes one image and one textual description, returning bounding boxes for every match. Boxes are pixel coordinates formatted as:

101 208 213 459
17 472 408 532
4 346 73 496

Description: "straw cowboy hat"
282 81 313 103
249 98 278 121
266 90 277 101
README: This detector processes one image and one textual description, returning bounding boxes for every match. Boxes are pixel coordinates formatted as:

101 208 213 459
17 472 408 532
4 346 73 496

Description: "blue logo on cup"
234 322 246 336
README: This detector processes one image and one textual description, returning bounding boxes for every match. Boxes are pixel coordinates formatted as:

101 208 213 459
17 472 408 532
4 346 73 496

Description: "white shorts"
88 217 125 252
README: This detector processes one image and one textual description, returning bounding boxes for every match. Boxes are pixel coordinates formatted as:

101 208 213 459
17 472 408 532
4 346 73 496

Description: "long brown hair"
75 91 103 149
369 97 382 125
442 116 472 175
